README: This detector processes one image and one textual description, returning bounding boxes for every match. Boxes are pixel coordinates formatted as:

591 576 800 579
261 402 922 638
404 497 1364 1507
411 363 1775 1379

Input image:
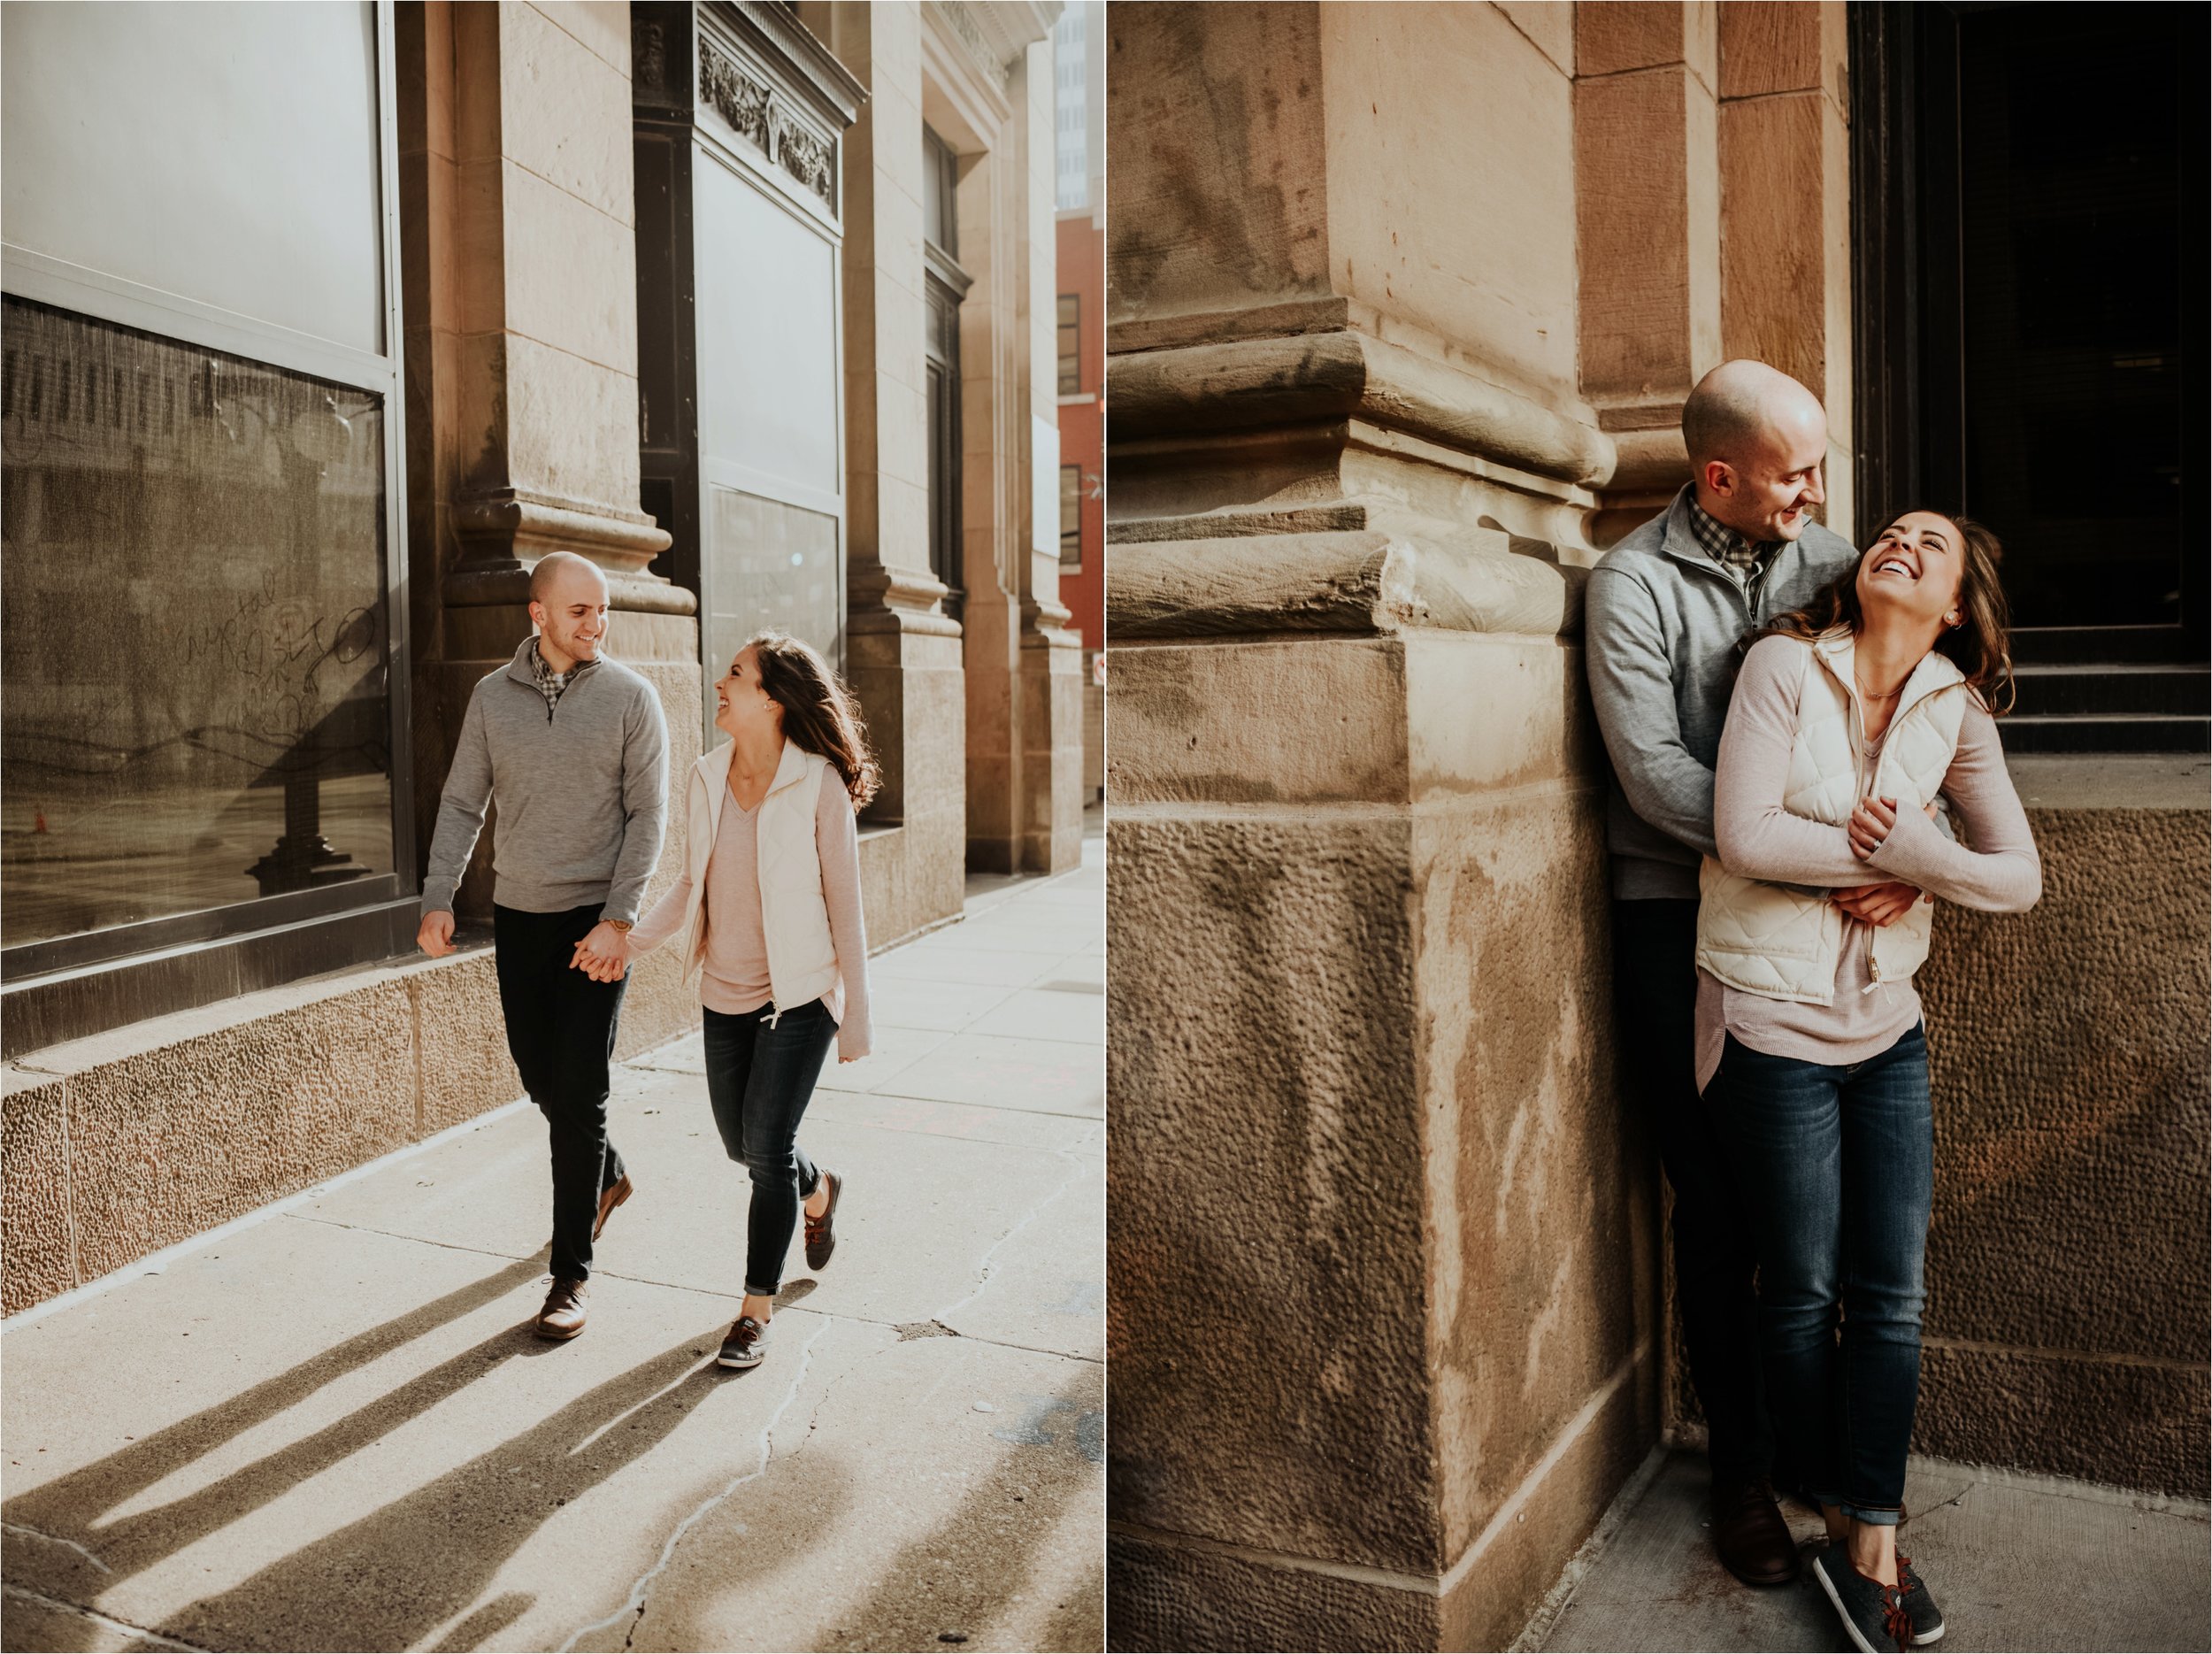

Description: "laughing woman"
1697 511 2040 1652
624 631 875 1371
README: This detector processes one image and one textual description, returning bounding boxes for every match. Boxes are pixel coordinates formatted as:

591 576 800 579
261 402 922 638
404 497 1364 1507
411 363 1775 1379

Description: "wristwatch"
606 919 634 933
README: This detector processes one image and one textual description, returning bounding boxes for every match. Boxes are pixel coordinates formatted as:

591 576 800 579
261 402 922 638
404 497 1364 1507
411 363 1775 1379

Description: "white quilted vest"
1695 628 1968 1005
673 738 841 1017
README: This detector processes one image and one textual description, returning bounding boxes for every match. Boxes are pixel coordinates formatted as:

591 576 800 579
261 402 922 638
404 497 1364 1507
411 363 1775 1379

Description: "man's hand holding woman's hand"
417 911 457 958
571 920 632 983
1833 797 1939 927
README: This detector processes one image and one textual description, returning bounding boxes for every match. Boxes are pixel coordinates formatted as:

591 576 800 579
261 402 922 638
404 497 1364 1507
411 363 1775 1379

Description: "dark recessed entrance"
1851 0 2209 750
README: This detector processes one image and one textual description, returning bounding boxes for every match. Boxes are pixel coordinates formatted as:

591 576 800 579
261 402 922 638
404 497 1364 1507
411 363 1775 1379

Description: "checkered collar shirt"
1685 491 1782 586
528 639 597 714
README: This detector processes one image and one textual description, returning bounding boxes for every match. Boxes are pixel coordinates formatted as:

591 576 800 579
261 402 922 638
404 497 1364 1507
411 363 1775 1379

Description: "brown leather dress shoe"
1710 1477 1799 1586
593 1173 634 1242
535 1277 588 1340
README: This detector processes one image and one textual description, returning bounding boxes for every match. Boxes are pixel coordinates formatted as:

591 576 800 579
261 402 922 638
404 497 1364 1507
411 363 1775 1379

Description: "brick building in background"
1055 0 1105 802
1 0 1080 1315
1105 3 2208 1647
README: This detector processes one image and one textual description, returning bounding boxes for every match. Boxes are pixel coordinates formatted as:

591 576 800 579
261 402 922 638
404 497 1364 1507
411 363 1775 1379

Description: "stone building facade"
2 0 1081 1317
1104 3 2208 1649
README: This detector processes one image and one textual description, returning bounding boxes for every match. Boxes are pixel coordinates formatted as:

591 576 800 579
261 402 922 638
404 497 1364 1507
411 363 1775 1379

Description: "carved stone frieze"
633 19 666 98
698 35 835 211
774 116 833 204
934 1 1012 96
699 42 771 152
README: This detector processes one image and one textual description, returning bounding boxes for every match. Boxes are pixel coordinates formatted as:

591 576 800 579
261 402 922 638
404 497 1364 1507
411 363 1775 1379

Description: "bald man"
418 550 669 1341
1584 361 1921 1589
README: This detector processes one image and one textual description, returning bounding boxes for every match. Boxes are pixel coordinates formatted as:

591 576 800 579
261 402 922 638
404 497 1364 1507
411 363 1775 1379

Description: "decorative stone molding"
699 42 772 150
1108 521 1582 642
774 112 833 203
848 558 964 638
632 15 670 100
445 493 693 616
933 0 1011 94
696 34 841 211
1109 331 1617 489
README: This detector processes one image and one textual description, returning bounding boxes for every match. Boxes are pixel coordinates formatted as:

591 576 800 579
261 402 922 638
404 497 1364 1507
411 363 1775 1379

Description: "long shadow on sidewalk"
151 1329 843 1651
5 1253 547 1579
4 1254 846 1651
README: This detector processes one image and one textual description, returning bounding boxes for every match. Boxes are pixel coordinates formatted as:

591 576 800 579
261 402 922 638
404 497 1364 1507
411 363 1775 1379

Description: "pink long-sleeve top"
629 765 872 1061
1695 634 2041 1093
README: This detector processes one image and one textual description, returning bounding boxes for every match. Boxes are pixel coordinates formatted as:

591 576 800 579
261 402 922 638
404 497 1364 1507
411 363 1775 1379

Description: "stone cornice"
1108 331 1617 489
715 1 865 127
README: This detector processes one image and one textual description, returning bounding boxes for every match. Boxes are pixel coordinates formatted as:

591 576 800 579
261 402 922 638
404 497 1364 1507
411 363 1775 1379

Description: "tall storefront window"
1 301 394 953
1 0 413 1050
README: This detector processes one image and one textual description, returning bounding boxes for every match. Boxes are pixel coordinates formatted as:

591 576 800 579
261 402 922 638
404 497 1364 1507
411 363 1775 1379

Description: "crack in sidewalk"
934 1146 1094 1330
553 1319 837 1653
1 1582 208 1651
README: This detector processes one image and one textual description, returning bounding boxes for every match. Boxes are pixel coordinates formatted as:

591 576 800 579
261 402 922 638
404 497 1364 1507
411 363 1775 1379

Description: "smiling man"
416 550 669 1342
1583 359 1924 1590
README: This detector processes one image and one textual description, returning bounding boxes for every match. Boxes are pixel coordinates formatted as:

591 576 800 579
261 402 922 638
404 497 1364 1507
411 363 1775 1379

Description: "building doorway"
1852 1 2209 747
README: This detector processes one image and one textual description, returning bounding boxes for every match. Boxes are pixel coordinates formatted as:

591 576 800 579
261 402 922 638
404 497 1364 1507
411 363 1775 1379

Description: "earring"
1947 613 1963 629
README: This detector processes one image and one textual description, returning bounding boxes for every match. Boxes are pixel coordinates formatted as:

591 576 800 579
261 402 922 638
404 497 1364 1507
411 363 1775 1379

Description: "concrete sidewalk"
1 821 1104 1653
1526 1449 2209 1653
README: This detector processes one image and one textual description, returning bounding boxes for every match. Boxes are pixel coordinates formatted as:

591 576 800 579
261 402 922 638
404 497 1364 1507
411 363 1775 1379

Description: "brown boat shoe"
803 1170 843 1271
593 1172 634 1242
535 1276 588 1341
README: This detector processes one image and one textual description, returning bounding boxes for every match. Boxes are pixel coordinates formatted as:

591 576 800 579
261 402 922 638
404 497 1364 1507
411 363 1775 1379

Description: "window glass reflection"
707 487 840 690
1 298 394 951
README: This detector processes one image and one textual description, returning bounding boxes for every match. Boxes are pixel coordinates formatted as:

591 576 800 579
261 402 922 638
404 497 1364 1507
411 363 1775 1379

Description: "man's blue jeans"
1706 1023 1933 1527
702 999 833 1297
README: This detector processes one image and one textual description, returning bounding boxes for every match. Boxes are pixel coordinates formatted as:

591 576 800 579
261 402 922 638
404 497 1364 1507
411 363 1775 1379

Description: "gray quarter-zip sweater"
1584 484 1859 900
420 638 669 922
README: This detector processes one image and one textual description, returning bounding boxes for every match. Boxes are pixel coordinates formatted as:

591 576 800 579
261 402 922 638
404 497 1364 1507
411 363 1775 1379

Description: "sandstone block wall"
1915 798 2210 1496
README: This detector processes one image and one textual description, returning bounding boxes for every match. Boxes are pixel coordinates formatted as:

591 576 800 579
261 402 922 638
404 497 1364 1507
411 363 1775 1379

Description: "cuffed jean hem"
1839 1502 1903 1528
742 1282 780 1300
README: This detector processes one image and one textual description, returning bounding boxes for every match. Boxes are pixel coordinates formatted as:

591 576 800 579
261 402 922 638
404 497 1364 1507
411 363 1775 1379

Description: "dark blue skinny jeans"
1706 1023 1933 1527
702 998 833 1297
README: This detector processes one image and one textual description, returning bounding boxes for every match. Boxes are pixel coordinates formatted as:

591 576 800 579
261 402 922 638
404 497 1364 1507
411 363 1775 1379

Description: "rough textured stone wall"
1107 631 1661 1653
1916 802 2210 1496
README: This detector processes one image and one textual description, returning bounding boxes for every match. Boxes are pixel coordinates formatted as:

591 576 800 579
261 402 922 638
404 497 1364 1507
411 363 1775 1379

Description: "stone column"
1717 1 1855 536
946 17 1082 877
1574 1 1723 545
820 0 967 941
399 1 699 938
1011 36 1086 874
1108 6 1659 1648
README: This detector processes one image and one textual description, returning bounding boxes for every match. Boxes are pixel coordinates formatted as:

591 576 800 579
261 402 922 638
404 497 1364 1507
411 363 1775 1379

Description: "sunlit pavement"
0 813 1105 1653
1526 1448 2209 1654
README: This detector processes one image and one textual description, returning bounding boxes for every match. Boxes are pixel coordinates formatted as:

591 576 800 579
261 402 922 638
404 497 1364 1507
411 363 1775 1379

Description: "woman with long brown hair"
1698 510 2040 1651
619 629 879 1370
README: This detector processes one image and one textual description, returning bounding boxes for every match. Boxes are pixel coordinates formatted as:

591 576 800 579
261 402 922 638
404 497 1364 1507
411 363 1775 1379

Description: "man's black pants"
495 903 630 1283
1612 896 1773 1489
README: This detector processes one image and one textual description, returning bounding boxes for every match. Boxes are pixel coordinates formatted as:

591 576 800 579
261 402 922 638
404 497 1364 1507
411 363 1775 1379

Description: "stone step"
2001 712 2211 754
2010 662 2210 717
